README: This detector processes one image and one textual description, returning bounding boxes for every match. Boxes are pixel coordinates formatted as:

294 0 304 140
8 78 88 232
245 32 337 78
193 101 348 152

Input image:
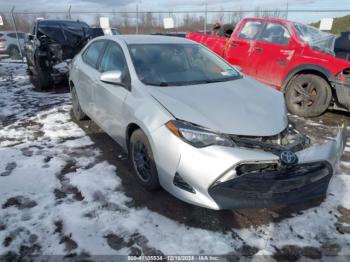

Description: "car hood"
146 77 288 136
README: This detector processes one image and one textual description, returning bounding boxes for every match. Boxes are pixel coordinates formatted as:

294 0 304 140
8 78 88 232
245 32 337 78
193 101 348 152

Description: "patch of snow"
1 63 350 257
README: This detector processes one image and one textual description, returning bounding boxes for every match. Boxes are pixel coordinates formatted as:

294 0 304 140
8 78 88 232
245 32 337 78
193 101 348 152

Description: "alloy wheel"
132 141 152 182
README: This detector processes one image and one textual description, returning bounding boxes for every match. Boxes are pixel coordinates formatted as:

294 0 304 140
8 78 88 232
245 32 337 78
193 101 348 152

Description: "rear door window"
238 21 264 40
258 23 290 45
82 41 106 69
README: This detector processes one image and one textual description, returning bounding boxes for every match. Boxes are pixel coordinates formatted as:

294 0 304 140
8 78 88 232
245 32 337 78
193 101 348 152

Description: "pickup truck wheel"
285 74 332 117
130 129 160 191
31 58 53 91
71 87 88 121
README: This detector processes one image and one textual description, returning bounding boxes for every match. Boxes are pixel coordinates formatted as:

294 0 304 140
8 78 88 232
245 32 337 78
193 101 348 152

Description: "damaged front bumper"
152 124 347 210
208 161 332 209
209 125 347 209
333 78 350 109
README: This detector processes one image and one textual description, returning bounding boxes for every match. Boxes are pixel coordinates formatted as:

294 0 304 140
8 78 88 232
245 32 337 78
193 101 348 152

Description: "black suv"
335 31 350 61
25 19 105 90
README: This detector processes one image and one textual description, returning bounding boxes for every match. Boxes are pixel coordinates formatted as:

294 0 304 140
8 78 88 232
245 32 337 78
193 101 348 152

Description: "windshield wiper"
205 76 242 83
144 81 169 86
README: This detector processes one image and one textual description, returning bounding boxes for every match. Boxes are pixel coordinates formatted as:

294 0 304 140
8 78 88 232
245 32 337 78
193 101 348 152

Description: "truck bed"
186 32 228 57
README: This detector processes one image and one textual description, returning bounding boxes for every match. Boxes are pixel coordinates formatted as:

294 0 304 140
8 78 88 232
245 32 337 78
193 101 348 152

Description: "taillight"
0 38 6 42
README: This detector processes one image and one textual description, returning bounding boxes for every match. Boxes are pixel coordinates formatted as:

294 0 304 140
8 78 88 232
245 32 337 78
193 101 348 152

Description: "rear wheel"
285 74 332 117
71 86 88 121
8 46 20 59
130 129 160 191
31 57 53 91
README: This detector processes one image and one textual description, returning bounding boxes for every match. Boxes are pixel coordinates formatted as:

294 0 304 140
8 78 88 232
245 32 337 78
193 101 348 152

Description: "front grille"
236 163 279 176
208 161 333 208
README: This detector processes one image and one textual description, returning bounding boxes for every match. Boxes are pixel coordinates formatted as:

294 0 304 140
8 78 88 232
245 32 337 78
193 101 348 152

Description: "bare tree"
254 7 286 19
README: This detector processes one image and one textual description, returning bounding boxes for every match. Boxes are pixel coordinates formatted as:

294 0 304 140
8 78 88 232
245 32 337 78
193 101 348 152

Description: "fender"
281 64 335 91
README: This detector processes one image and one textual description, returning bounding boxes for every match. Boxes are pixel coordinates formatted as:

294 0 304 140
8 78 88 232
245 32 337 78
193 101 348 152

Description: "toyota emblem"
280 150 298 165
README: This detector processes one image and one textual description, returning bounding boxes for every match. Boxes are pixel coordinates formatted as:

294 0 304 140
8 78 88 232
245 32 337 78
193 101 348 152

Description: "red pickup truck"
187 17 350 117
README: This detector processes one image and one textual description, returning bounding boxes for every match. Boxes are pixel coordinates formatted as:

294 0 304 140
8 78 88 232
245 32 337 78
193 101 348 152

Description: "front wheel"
71 86 88 121
130 129 160 191
285 74 332 117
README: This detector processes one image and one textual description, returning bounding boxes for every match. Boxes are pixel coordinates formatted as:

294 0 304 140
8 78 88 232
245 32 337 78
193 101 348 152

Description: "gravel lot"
1 62 350 260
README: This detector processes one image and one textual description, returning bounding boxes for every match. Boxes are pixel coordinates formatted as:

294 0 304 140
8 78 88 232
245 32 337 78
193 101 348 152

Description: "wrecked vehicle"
187 18 350 118
25 19 106 90
335 31 350 61
69 35 346 210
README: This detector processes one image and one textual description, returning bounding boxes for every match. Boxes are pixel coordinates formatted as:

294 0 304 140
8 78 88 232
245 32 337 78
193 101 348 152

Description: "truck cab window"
238 21 263 40
259 23 290 45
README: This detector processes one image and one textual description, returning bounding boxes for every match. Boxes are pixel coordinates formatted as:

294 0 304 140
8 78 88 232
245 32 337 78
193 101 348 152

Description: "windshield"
294 23 336 55
128 43 241 86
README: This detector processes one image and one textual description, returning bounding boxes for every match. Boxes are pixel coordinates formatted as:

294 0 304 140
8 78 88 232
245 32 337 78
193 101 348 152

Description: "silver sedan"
69 35 346 210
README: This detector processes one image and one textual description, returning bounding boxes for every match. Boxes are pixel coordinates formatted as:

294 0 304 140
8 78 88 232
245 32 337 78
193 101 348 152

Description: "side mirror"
100 70 123 85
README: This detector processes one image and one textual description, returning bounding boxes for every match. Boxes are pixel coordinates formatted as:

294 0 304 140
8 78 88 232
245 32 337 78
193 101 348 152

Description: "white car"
0 31 25 58
69 35 346 210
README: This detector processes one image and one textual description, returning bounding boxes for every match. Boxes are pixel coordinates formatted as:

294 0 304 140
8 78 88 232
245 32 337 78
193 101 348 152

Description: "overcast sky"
0 0 349 23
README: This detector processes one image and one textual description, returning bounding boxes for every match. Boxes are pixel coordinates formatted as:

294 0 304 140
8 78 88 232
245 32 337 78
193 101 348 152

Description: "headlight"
166 120 235 148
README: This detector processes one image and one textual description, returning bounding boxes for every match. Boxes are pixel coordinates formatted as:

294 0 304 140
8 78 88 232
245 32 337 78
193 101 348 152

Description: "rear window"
82 41 106 68
38 20 89 30
238 21 264 40
7 33 25 39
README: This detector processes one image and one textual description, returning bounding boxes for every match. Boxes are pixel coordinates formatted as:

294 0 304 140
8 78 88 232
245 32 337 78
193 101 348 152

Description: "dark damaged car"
25 19 108 90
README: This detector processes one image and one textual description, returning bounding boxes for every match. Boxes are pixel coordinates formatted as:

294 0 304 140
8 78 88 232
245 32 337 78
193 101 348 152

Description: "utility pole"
204 1 207 33
67 5 72 20
136 4 139 34
10 6 23 61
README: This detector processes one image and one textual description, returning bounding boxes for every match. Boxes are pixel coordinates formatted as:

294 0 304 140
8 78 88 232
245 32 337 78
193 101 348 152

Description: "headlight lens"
166 120 235 148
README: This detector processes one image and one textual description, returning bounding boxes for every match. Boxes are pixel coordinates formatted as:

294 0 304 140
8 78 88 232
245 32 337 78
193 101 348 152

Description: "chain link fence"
0 7 350 61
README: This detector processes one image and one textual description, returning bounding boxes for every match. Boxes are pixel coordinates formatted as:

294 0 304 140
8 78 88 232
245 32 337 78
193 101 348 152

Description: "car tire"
8 46 20 59
31 57 52 91
71 86 88 121
130 129 160 191
285 74 332 117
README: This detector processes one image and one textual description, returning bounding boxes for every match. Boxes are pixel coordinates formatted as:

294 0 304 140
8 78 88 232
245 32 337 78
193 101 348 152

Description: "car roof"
242 17 296 25
105 34 193 45
37 19 89 26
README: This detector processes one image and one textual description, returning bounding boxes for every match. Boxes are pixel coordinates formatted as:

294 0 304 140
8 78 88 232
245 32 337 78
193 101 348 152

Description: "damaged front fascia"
230 127 311 155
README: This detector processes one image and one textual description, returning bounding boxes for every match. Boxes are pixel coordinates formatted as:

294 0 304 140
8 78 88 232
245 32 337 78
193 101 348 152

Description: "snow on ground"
0 62 350 259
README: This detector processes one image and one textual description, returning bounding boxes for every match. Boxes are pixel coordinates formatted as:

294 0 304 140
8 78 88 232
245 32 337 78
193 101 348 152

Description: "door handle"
255 47 263 52
231 42 239 47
